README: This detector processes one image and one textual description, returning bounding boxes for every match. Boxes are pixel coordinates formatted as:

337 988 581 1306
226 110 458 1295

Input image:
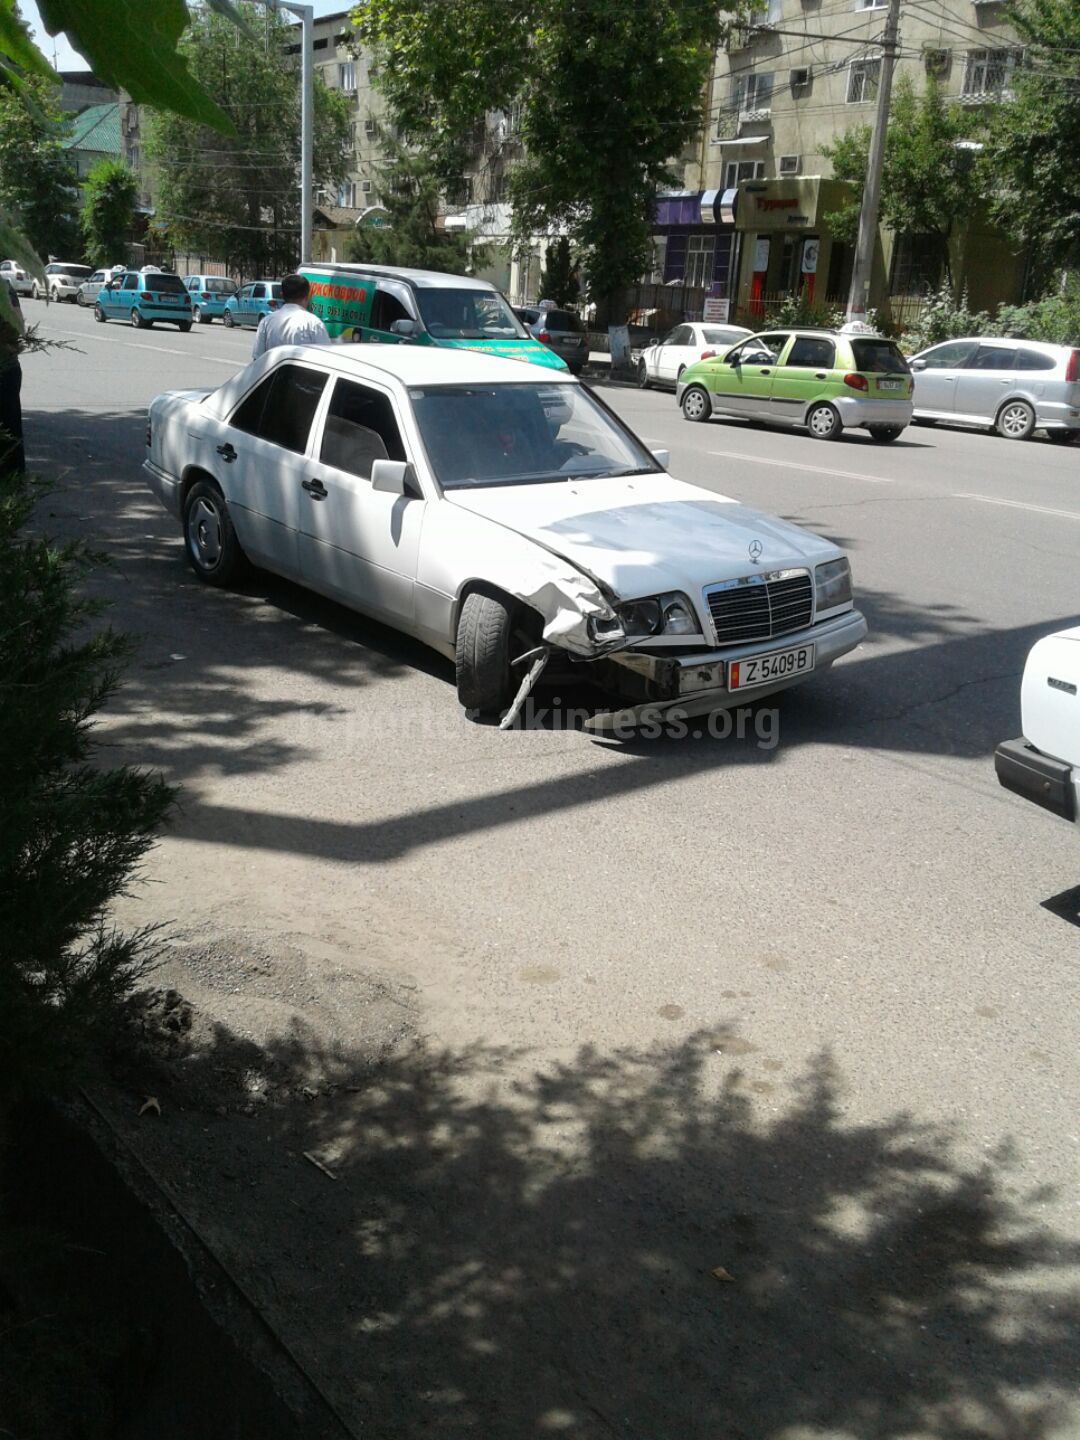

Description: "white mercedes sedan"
143 346 866 729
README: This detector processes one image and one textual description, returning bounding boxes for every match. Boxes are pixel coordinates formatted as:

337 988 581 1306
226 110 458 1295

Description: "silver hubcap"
809 406 835 436
684 389 707 420
187 498 222 568
1001 404 1031 437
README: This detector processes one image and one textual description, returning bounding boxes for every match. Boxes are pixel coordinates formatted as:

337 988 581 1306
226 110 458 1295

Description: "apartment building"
657 0 1028 320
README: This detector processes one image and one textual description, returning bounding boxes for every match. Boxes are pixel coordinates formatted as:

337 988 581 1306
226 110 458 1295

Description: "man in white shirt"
251 273 330 360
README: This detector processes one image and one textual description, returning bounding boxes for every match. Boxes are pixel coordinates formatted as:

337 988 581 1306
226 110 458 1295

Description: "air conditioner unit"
924 47 951 76
790 67 811 90
779 154 801 176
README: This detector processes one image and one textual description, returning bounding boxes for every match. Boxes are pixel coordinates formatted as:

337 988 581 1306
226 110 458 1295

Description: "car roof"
206 342 577 416
921 336 1069 354
302 262 501 292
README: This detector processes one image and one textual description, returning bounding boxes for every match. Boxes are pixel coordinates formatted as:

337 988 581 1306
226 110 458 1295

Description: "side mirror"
390 318 418 337
650 448 670 471
371 459 416 495
910 357 926 371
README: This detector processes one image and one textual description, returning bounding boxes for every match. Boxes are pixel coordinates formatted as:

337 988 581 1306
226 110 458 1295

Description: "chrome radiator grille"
705 570 813 646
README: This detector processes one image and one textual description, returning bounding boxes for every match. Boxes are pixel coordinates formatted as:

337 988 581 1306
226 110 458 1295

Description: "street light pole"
264 0 314 265
845 0 901 322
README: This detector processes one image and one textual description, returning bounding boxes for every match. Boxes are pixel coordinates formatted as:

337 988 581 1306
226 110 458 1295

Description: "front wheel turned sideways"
868 424 904 443
455 589 518 714
681 385 711 423
806 402 842 441
222 309 235 328
182 479 247 586
94 303 107 323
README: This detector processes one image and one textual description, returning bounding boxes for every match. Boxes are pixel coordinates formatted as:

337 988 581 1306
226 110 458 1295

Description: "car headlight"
815 557 852 610
616 591 700 637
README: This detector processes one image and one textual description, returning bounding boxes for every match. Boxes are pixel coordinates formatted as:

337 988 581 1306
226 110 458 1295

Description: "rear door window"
252 284 266 300
967 345 1017 371
850 339 910 373
121 274 138 291
232 363 328 454
786 336 836 368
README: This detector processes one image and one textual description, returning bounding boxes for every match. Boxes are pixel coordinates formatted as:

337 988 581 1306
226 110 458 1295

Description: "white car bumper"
143 458 182 519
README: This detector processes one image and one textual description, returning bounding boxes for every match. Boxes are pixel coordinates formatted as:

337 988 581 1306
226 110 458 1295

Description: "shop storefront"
652 190 738 302
731 177 862 322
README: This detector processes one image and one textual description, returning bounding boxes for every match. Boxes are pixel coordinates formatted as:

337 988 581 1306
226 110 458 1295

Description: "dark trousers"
0 357 24 476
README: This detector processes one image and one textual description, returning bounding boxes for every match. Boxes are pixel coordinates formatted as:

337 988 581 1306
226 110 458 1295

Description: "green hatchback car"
676 326 914 442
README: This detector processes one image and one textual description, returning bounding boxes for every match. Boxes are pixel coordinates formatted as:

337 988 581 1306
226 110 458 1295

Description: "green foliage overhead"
0 473 173 1100
345 146 478 274
79 157 137 267
148 1 351 276
824 76 987 277
537 236 579 309
985 0 1080 280
0 72 79 260
350 0 741 322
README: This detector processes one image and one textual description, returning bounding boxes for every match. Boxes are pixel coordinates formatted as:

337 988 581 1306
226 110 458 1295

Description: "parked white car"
996 627 1080 825
143 347 866 728
910 338 1080 443
38 262 92 302
637 322 752 390
0 259 33 297
76 269 108 306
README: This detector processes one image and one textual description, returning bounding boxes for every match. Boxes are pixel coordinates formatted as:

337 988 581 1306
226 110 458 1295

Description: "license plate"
878 379 904 391
729 643 815 691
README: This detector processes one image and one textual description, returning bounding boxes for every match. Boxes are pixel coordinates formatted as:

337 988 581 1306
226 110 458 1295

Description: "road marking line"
51 326 238 365
954 493 1080 522
708 449 893 484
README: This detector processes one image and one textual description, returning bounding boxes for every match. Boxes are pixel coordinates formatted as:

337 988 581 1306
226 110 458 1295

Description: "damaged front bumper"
581 608 867 734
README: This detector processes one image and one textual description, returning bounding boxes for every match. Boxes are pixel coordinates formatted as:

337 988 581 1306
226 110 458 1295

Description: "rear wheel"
455 589 519 714
637 359 650 389
94 303 106 323
192 305 204 324
31 282 40 300
130 307 145 329
178 321 192 333
806 402 842 441
1046 429 1078 446
996 399 1035 440
222 309 234 328
681 385 711 423
868 424 904 443
183 479 247 586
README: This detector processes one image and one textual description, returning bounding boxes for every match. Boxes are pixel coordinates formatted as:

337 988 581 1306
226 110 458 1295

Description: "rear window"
56 264 91 278
851 339 910 374
149 273 187 293
702 327 745 346
203 277 237 294
543 310 582 332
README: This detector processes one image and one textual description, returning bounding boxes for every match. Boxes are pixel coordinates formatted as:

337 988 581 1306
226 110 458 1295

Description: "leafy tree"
824 76 987 285
0 72 79 259
147 1 352 276
984 0 1080 284
350 0 742 341
346 146 478 273
537 236 579 308
0 471 174 1100
79 157 137 267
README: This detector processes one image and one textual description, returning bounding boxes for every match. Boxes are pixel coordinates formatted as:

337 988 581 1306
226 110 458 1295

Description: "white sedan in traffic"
637 322 752 390
144 346 866 728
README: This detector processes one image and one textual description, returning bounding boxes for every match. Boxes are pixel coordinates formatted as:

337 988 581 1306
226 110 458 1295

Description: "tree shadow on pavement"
107 1021 1079 1440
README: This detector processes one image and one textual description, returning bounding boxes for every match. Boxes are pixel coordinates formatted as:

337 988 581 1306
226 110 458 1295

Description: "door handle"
759 368 771 375
301 478 328 500
216 442 237 463
815 372 827 379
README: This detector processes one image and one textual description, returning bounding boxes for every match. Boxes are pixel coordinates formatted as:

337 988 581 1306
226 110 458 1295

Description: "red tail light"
202 290 211 299
1066 350 1079 383
538 330 550 342
268 300 280 309
700 349 716 360
843 372 869 391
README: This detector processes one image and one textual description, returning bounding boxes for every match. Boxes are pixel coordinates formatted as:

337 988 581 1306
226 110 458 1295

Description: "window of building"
338 62 356 92
445 176 471 206
778 154 800 176
731 71 774 112
846 58 881 103
320 380 406 477
962 47 1023 98
890 233 942 295
361 179 373 195
364 117 378 138
855 0 887 9
684 235 716 288
724 159 766 187
336 182 355 208
232 364 328 454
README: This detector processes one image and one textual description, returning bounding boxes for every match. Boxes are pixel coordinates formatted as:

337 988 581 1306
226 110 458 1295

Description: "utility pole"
845 0 901 322
265 1 314 265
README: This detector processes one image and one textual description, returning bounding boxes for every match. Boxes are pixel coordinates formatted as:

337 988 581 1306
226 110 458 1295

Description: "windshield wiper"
606 466 660 477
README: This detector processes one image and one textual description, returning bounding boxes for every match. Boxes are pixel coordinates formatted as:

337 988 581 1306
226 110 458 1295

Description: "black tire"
868 424 904 443
568 363 584 376
178 321 192 333
31 282 40 301
637 359 650 389
130 307 145 329
222 309 235 328
94 303 107 323
455 589 517 713
192 305 204 324
681 384 711 423
1046 429 1078 445
995 398 1035 441
806 402 842 441
182 478 247 587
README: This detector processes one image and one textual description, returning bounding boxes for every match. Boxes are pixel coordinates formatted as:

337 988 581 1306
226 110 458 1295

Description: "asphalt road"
22 300 1080 1439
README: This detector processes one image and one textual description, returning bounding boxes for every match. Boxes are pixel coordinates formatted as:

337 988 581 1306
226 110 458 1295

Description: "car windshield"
415 287 527 340
851 338 910 374
148 273 187 293
203 278 237 294
408 382 661 490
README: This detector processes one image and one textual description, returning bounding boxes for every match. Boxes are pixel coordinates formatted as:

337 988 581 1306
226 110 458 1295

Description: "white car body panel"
640 323 752 387
144 345 866 715
1021 628 1080 773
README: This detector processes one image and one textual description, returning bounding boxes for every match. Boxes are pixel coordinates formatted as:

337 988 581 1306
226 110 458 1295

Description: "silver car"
910 338 1080 443
76 269 108 306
